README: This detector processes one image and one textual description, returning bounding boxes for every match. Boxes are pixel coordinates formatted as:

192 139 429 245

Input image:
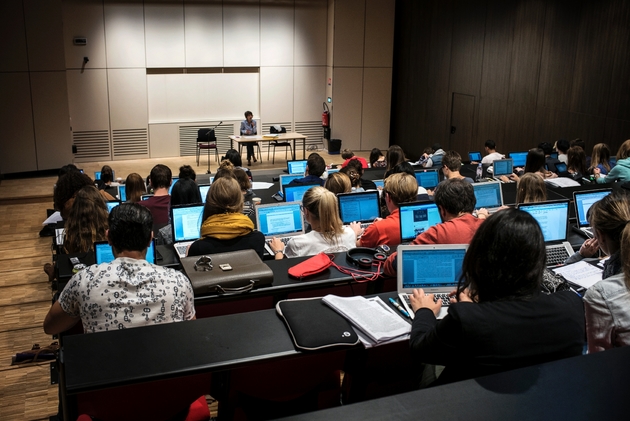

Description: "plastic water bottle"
476 163 483 182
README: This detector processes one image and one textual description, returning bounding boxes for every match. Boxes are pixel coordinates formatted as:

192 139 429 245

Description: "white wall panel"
149 123 179 158
148 73 259 123
294 66 326 122
184 1 224 67
294 0 327 66
104 0 146 68
108 69 148 129
62 0 107 69
223 1 260 67
364 0 395 68
261 2 294 67
24 0 65 71
0 0 28 72
361 67 391 150
332 67 363 150
66 69 110 131
0 73 36 173
30 71 72 170
333 0 365 67
145 2 185 68
260 67 293 123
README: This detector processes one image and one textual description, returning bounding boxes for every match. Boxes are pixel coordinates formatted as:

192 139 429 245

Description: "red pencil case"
288 253 334 280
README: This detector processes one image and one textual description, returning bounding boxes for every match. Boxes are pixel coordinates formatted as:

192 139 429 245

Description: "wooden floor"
0 148 366 420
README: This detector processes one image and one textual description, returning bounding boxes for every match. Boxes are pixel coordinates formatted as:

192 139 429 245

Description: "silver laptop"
255 201 305 255
198 184 210 203
337 191 381 229
170 204 204 259
472 181 504 213
518 200 574 267
396 244 468 319
491 158 514 182
573 189 612 237
399 201 441 244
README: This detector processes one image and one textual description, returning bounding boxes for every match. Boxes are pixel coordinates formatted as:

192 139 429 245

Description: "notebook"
491 158 513 181
284 183 318 202
397 244 468 319
574 189 612 237
468 151 482 162
414 170 440 189
472 181 504 213
170 204 204 259
287 160 308 175
255 201 305 255
337 191 381 228
508 151 528 167
117 185 126 202
517 200 574 267
94 240 156 265
198 184 210 203
399 201 441 243
106 200 120 213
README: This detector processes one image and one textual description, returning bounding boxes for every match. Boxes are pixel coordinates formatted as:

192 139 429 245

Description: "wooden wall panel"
565 112 606 151
537 0 581 110
604 118 630 153
477 97 508 148
534 106 570 146
481 0 515 100
505 103 536 150
0 0 28 72
448 0 485 97
606 0 630 121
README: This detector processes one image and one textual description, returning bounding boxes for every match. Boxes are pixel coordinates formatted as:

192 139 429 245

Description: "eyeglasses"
194 256 213 271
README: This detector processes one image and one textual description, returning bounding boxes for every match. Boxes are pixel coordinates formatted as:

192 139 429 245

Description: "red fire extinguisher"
322 102 330 128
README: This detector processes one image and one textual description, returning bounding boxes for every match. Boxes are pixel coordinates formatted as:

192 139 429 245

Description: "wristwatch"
273 249 284 256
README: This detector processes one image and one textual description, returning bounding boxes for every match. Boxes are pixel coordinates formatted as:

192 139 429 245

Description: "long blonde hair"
302 186 344 242
589 143 611 174
516 173 547 204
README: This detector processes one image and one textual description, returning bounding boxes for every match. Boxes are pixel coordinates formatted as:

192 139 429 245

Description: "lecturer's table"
229 132 308 161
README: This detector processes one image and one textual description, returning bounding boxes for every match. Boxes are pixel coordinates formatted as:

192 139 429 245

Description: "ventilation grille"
261 122 292 154
112 128 148 159
295 121 325 150
179 123 236 157
72 130 111 162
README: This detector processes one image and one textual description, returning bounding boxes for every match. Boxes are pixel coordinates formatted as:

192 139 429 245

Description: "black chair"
267 139 293 164
196 128 218 170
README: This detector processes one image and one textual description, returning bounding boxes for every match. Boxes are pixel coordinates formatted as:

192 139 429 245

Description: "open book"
322 295 410 345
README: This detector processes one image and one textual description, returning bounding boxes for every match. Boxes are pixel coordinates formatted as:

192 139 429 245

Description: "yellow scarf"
200 213 254 240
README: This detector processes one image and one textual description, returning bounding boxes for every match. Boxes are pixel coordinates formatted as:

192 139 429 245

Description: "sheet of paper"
43 211 63 225
252 181 274 190
552 261 603 289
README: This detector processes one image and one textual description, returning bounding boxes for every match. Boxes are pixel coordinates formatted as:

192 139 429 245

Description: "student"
269 187 358 258
539 142 562 174
339 165 364 192
369 148 387 168
287 153 327 187
340 149 368 169
504 148 557 182
422 143 445 168
124 173 146 203
139 164 172 226
594 139 630 184
233 168 255 217
441 151 474 183
383 179 484 276
556 139 570 164
324 172 352 195
476 172 547 220
408 209 585 385
583 194 630 352
357 173 418 249
384 145 407 177
171 178 202 206
187 177 265 258
96 165 115 190
588 143 613 176
44 203 196 334
343 159 377 191
178 164 197 181
480 139 505 164
62 186 109 253
240 110 258 166
223 148 253 180
566 146 587 180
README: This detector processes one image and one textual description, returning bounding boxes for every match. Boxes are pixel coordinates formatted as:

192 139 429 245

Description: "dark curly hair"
108 203 153 253
63 186 109 253
54 172 95 216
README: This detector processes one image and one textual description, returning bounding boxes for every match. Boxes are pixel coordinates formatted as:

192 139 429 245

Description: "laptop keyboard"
546 246 571 266
401 292 451 308
264 237 292 255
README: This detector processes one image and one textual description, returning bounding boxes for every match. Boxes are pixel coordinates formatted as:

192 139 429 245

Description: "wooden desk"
229 132 308 161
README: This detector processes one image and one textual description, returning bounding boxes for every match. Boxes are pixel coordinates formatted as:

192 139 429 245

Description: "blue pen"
389 297 410 318
569 287 583 298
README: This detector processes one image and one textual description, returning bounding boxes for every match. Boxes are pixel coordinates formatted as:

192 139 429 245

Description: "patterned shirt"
58 257 195 333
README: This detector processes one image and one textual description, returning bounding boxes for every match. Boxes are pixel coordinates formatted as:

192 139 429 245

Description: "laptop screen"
373 179 384 188
509 152 528 167
574 189 612 227
337 191 381 224
398 245 467 290
414 170 440 189
469 151 482 161
106 201 120 213
94 240 155 265
399 202 441 241
472 182 503 210
493 159 513 177
287 160 307 175
518 201 569 242
284 184 317 202
94 170 114 181
555 162 567 173
170 204 204 243
198 184 210 203
118 185 126 202
279 174 304 193
168 177 179 195
256 202 303 237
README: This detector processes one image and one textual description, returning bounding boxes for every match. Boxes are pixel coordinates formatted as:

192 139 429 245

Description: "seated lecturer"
240 110 258 166
43 203 196 334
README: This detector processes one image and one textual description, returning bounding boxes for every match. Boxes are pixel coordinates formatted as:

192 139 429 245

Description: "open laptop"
94 170 114 181
555 162 568 173
284 183 318 202
94 239 156 265
255 201 305 255
397 244 468 319
337 191 381 229
117 185 126 202
106 200 121 213
472 181 504 213
517 200 574 266
277 174 305 198
170 204 204 259
168 177 180 195
141 194 153 201
198 184 210 203
372 179 384 189
414 170 440 189
468 151 482 162
287 160 308 175
399 201 441 244
574 189 612 237
491 158 513 181
508 151 528 167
